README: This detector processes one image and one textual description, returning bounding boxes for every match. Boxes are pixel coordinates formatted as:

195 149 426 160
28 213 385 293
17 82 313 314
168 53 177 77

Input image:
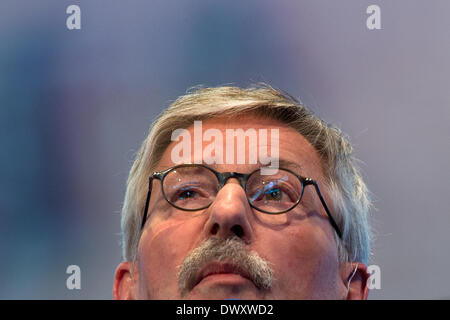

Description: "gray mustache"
177 237 274 296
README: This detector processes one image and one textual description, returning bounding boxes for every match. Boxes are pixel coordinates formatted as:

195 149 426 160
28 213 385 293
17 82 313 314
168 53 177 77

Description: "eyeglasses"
140 164 342 238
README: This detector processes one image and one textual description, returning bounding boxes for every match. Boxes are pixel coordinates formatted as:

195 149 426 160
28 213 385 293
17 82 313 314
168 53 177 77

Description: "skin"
114 116 369 299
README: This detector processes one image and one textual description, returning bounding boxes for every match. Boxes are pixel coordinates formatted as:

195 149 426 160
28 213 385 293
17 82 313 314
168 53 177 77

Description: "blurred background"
0 0 449 299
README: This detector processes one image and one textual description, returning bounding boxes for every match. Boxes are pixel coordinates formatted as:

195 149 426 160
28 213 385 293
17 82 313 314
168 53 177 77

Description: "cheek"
259 225 339 298
136 220 198 298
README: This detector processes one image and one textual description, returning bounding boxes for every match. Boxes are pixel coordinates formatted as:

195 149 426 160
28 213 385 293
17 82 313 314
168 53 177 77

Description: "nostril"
210 223 219 235
231 225 244 238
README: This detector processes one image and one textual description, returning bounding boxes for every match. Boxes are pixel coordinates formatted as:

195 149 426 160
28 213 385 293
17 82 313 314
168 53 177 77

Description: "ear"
341 262 370 300
113 261 137 300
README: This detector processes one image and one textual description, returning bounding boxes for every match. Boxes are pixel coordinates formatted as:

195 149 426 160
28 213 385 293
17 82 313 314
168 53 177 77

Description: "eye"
264 187 282 201
177 189 199 200
249 181 298 204
171 185 202 202
246 169 303 214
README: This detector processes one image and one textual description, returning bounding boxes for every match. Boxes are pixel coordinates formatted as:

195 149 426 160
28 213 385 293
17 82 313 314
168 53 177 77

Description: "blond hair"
120 84 372 264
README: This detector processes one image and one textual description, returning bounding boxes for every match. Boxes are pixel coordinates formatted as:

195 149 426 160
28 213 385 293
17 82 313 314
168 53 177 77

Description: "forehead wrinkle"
277 159 303 175
154 158 303 175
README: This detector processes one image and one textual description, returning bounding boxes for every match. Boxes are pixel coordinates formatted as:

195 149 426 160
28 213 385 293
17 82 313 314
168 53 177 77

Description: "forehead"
156 116 324 178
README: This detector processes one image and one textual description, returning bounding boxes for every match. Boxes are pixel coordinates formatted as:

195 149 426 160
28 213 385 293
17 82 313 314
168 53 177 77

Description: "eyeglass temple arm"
140 176 154 230
308 179 343 239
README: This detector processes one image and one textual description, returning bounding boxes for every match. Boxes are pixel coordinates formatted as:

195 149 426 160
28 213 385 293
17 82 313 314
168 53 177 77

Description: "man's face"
114 116 367 299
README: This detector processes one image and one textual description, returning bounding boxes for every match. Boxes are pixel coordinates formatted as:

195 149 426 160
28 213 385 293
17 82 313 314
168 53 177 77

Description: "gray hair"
120 84 372 264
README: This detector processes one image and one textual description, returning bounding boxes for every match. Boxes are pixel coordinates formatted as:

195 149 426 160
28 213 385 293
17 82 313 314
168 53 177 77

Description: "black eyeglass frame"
140 164 342 238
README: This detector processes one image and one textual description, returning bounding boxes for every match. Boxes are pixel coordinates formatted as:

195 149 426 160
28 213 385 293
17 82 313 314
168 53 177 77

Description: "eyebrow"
232 158 303 175
274 159 303 175
157 159 303 175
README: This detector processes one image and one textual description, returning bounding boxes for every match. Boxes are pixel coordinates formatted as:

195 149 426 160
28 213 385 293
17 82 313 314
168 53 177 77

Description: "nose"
202 179 254 243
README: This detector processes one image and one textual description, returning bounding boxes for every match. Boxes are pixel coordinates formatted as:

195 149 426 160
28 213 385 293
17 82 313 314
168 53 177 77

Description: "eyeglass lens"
162 165 303 213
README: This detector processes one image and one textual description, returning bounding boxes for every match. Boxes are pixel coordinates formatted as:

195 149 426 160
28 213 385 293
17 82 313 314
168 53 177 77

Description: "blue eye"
264 188 282 201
